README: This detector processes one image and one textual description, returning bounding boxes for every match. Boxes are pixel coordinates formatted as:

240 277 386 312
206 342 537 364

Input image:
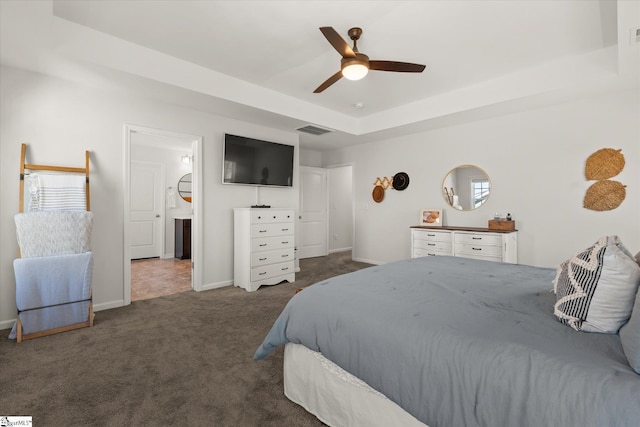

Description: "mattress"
284 343 427 427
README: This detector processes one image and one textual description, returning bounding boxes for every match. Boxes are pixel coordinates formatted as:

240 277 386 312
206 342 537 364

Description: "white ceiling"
1 1 639 151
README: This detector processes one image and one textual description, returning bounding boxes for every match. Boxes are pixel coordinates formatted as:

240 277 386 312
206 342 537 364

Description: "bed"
255 254 640 427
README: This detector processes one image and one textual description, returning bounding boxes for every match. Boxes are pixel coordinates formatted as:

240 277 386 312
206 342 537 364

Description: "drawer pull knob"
472 247 482 251
259 230 267 233
427 243 435 246
472 237 482 240
259 243 267 247
259 272 267 276
281 267 289 271
259 257 267 261
282 254 289 258
427 253 436 256
281 228 289 231
427 233 435 237
282 241 289 244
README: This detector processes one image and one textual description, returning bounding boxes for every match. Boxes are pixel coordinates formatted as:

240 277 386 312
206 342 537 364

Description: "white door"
299 166 328 259
130 161 163 259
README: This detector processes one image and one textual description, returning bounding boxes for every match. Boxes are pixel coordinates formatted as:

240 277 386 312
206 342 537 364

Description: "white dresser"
234 208 295 292
411 226 517 263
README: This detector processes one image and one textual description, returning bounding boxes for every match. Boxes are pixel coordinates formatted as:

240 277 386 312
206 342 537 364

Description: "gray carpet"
0 251 371 426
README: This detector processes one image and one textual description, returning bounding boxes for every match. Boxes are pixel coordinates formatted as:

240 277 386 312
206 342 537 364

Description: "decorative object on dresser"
419 208 442 226
583 148 626 211
488 218 515 231
234 208 295 292
411 225 517 263
174 217 191 259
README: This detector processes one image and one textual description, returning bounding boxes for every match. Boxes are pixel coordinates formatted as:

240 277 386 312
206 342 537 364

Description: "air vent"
296 124 333 136
632 26 640 44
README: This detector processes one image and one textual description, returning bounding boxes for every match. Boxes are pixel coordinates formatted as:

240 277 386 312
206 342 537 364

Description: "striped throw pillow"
553 236 640 333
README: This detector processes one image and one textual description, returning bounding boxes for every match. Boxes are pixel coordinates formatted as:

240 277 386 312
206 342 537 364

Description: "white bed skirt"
283 343 428 427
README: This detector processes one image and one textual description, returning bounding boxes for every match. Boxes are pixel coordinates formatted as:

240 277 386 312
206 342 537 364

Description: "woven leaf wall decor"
585 148 625 180
583 180 626 211
583 148 626 211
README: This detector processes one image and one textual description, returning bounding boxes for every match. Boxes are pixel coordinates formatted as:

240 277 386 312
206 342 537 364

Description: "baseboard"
352 257 383 265
0 318 15 331
199 280 232 292
329 247 352 254
94 300 125 312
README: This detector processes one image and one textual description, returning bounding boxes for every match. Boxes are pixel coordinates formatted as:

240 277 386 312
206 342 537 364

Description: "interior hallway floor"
131 257 192 301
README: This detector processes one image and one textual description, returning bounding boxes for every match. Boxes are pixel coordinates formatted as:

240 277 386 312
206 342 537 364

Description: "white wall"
299 148 323 167
0 65 299 328
323 88 640 267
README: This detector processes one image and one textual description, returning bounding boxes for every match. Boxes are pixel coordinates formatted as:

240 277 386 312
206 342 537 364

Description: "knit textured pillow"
553 236 640 333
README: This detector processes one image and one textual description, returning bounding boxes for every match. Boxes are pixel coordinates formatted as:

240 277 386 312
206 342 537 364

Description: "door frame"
123 124 203 305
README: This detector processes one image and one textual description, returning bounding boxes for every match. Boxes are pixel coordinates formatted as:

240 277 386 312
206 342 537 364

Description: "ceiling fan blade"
319 27 356 58
314 70 343 93
369 60 426 73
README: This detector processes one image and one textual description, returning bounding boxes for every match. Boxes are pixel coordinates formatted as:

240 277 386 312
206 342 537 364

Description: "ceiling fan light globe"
342 64 369 81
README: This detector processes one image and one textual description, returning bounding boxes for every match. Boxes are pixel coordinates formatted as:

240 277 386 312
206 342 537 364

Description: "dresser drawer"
251 248 294 266
414 248 449 258
413 229 452 243
251 210 294 224
251 222 294 237
455 232 502 246
251 261 295 282
454 242 502 258
413 239 452 253
252 235 295 252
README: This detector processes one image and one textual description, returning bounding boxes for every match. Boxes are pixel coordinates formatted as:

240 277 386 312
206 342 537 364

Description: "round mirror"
178 173 192 203
442 165 490 211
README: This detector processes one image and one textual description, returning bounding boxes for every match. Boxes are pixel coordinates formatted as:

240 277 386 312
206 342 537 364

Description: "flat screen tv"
222 133 294 187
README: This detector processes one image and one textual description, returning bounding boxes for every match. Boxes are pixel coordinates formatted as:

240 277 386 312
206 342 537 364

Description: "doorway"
298 164 354 260
124 124 203 305
299 166 328 259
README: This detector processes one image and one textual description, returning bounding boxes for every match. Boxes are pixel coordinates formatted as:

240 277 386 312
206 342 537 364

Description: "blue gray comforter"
255 256 640 427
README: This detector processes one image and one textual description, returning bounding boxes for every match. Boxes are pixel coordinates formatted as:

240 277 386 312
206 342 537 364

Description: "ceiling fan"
314 26 426 93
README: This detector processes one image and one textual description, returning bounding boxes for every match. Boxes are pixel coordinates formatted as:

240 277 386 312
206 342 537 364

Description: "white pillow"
553 236 640 333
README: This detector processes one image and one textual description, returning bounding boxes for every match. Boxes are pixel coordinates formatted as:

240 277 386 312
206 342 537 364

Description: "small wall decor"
420 209 442 226
372 185 385 203
585 148 625 180
583 148 626 211
584 180 626 211
392 172 410 191
373 177 393 190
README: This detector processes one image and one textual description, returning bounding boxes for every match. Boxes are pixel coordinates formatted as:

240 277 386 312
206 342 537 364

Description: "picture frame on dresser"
420 209 442 226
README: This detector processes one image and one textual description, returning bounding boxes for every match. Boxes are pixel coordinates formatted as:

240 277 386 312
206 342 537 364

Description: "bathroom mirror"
178 173 192 203
442 165 490 211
